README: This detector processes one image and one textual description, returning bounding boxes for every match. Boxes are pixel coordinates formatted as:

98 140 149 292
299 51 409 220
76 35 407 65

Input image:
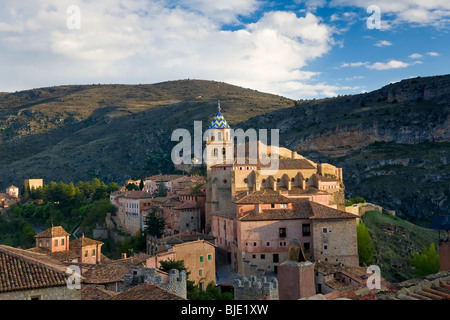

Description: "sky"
0 0 449 99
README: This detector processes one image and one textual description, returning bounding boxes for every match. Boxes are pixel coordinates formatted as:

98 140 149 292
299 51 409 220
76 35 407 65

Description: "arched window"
213 149 218 157
222 148 226 155
218 132 222 141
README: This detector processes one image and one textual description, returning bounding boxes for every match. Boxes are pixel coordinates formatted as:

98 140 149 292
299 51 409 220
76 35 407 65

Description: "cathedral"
204 102 359 276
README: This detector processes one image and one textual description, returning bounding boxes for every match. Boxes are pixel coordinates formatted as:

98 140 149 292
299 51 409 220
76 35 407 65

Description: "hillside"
0 75 449 225
362 210 439 283
239 75 450 225
0 80 293 187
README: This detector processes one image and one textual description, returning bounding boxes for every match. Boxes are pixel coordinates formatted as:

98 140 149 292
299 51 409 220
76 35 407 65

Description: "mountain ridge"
0 75 449 225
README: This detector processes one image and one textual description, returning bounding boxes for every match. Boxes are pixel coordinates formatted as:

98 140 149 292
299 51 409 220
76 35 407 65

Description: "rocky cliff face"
239 75 450 225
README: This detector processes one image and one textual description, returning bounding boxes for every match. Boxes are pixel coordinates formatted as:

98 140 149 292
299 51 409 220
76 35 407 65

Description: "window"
273 254 279 263
280 203 288 208
85 250 88 257
199 269 203 276
279 228 287 238
252 254 256 259
223 179 227 184
200 256 204 262
46 240 49 247
304 243 310 250
302 224 311 237
267 242 270 246
253 242 257 246
92 249 96 256
323 244 328 251
39 240 43 247
54 239 58 246
61 238 65 246
261 254 265 259
322 228 328 234
207 254 212 260
222 148 226 155
271 204 275 208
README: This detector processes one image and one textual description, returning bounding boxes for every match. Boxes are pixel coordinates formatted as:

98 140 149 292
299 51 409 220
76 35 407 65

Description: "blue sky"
0 0 448 99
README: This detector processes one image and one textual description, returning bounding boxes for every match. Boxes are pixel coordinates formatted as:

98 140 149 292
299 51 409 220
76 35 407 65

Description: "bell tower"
205 100 233 168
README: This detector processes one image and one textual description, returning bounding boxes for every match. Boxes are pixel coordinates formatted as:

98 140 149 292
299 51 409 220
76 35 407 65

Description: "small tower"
205 100 233 168
35 226 71 253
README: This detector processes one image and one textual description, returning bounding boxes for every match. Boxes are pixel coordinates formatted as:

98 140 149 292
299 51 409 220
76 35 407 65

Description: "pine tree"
409 243 440 277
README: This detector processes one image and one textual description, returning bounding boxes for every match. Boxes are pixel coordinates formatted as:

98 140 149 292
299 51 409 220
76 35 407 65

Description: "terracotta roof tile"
0 245 68 293
35 226 70 238
236 191 292 204
110 283 185 300
70 236 104 248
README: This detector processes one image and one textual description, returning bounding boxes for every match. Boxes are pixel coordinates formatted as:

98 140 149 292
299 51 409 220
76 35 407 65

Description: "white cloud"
341 59 411 70
341 61 369 67
374 40 392 47
329 0 450 28
366 60 409 70
409 53 423 59
426 51 440 56
0 1 338 99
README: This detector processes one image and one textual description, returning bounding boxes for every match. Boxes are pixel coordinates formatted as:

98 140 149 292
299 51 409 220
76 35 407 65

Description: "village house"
146 230 215 256
6 185 19 198
146 240 216 290
113 190 153 235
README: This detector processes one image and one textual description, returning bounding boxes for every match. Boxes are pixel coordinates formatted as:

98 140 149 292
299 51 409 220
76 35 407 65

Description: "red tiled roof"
35 226 70 238
81 285 118 300
110 283 185 300
70 236 104 248
308 202 358 220
0 245 68 293
236 191 292 204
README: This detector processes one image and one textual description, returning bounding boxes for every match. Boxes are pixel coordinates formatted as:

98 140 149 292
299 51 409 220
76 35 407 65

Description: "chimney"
121 253 127 259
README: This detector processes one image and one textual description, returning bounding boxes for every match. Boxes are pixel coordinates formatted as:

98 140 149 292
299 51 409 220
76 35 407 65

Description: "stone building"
146 240 216 289
113 190 153 235
0 245 80 300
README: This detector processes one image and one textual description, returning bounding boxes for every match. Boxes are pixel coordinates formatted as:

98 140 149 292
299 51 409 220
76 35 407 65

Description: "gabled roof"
35 226 70 238
70 236 104 248
0 245 68 293
82 257 151 284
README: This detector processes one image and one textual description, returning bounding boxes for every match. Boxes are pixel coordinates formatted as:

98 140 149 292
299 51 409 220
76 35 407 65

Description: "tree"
126 183 139 191
143 207 166 238
357 221 375 265
409 243 440 277
154 179 168 197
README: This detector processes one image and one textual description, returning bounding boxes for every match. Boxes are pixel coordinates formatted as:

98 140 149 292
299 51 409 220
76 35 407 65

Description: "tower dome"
208 100 230 129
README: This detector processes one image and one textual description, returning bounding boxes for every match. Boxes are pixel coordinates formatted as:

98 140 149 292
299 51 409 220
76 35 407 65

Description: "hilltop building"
24 179 43 190
6 185 19 198
204 102 358 276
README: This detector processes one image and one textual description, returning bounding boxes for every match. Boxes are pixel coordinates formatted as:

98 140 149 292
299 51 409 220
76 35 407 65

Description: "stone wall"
0 285 81 300
234 275 279 300
124 267 187 299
